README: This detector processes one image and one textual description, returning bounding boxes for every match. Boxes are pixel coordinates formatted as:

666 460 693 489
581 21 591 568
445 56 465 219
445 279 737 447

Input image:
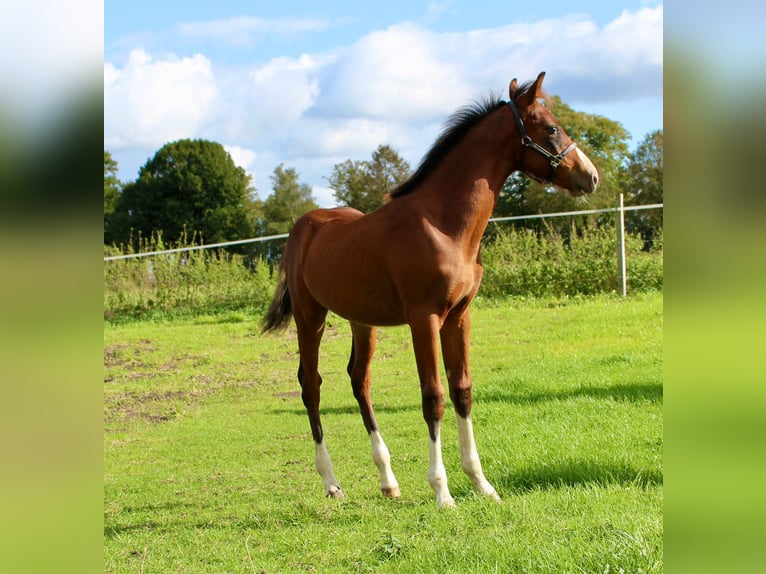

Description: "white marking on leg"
457 415 501 502
315 441 343 498
428 421 456 508
370 430 400 497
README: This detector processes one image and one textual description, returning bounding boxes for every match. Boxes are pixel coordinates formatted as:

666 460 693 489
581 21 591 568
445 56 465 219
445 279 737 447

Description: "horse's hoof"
326 485 344 498
381 486 401 499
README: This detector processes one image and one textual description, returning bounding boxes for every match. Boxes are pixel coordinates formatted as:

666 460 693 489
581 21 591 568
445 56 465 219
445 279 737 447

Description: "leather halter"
507 98 577 183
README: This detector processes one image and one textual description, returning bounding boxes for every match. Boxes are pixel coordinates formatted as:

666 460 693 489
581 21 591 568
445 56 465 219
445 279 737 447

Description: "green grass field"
104 292 662 573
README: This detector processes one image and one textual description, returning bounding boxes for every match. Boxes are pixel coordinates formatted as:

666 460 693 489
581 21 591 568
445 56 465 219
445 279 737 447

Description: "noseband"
507 98 577 183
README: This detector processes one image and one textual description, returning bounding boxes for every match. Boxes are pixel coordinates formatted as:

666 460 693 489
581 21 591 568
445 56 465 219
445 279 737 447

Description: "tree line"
104 96 662 258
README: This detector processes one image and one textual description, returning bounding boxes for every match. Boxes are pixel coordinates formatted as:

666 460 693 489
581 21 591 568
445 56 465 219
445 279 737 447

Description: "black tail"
262 265 292 333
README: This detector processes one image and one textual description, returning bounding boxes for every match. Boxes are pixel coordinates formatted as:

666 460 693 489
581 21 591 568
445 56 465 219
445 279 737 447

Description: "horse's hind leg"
348 323 400 498
294 303 343 498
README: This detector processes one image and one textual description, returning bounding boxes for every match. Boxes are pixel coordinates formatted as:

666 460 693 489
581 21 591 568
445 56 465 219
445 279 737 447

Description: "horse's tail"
262 262 292 333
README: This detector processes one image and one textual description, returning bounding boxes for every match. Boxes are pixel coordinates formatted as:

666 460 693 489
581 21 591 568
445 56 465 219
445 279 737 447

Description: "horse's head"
508 72 599 196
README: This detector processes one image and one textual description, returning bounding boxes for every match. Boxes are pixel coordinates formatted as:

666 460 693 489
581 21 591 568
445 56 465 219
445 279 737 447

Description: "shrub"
479 226 662 299
104 226 662 322
104 234 276 322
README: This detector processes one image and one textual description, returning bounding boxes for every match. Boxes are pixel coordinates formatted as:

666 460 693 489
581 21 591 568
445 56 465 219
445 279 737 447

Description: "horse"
263 72 599 508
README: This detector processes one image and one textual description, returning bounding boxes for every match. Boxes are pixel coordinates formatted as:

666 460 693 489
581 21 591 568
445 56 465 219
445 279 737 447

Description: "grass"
104 292 662 573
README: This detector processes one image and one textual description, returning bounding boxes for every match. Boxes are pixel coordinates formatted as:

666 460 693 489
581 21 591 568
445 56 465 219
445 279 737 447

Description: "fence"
104 197 662 295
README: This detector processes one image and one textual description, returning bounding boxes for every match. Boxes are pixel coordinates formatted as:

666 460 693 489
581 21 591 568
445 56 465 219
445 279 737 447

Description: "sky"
104 1 663 207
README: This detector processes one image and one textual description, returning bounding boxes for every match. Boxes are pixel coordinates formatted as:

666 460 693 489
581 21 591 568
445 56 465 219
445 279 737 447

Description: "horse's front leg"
441 307 501 502
410 313 455 508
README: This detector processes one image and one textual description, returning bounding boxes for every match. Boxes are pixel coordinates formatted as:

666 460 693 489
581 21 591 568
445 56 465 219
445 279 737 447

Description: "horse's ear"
533 71 546 99
509 78 518 98
516 71 546 110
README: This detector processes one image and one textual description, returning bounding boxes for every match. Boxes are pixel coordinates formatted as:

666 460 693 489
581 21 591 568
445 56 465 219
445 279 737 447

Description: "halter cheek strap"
507 98 577 183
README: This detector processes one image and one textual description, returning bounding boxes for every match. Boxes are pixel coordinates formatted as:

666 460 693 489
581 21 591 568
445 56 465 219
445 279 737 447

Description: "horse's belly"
303 254 405 326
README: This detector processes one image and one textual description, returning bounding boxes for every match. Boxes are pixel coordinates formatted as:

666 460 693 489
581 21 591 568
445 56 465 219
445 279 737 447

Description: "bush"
479 226 662 299
104 234 276 322
104 226 662 322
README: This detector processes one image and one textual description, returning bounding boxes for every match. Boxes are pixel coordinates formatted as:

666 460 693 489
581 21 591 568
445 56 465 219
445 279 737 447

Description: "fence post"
616 193 627 296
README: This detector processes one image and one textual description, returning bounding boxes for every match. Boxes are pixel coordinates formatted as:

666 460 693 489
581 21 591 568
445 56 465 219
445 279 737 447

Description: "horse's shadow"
489 460 663 495
271 380 662 417
272 380 662 494
477 380 663 405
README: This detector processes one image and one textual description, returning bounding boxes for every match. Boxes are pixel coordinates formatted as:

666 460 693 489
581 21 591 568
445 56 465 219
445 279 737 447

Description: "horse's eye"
548 126 559 136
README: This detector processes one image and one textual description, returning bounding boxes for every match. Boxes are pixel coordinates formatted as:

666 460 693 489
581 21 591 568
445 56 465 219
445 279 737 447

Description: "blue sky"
105 1 663 206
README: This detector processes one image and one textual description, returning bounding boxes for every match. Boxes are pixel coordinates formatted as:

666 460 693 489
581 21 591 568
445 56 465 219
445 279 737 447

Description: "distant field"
104 292 662 573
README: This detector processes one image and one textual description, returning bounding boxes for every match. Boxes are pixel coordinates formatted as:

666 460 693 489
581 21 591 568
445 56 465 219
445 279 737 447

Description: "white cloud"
177 16 332 45
315 23 471 121
104 49 217 148
286 117 391 158
311 186 337 208
424 1 457 23
224 145 257 171
225 53 325 139
105 6 663 204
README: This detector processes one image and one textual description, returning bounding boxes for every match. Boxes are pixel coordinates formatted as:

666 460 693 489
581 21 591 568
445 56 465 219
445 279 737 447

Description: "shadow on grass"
476 381 662 406
272 402 418 417
271 381 662 418
493 459 663 494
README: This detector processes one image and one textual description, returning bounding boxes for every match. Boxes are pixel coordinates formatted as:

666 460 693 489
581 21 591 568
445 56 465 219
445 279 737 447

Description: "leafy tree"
259 164 319 263
624 130 663 245
104 150 121 243
493 97 631 235
328 144 410 213
110 139 257 248
262 164 318 234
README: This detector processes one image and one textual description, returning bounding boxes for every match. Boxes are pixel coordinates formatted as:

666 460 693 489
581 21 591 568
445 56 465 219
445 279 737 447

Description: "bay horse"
263 72 598 508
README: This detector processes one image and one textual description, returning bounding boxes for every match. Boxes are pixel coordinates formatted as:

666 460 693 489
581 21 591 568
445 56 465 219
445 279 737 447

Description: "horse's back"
284 206 409 325
299 206 365 226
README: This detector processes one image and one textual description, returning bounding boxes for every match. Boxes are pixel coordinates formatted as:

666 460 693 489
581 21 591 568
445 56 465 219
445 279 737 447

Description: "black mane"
388 93 507 200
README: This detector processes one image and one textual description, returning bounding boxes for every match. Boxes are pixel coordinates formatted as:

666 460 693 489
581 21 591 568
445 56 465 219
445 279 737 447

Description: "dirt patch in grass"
105 388 213 428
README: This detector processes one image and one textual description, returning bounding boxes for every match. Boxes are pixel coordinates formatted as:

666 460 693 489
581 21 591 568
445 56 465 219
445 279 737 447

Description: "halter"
507 98 577 183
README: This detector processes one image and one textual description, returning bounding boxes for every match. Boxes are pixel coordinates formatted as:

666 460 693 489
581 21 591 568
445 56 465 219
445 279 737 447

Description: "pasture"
104 292 662 573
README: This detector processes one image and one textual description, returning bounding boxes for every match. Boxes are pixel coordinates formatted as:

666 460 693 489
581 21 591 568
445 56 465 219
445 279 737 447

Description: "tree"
624 129 663 245
328 144 410 213
262 164 318 234
109 139 257 248
260 164 319 263
492 97 631 235
104 151 121 243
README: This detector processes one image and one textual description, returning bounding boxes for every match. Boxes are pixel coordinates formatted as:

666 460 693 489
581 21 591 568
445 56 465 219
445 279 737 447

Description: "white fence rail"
103 202 662 263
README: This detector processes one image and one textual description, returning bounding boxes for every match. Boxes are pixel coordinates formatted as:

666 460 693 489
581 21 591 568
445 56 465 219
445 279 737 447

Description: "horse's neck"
419 110 515 248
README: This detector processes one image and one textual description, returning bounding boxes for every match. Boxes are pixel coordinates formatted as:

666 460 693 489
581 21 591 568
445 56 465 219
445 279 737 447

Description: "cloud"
221 53 326 141
224 145 257 171
311 186 337 208
424 1 457 23
314 23 471 121
104 49 217 148
176 16 332 46
542 6 664 102
311 7 661 120
105 6 663 202
286 117 391 159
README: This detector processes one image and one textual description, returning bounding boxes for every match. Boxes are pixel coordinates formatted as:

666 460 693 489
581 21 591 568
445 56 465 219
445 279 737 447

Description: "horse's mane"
388 81 538 200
